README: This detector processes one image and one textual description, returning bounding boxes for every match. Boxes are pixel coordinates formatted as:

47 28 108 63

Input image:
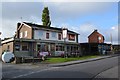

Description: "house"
88 29 104 43
1 22 80 58
80 43 111 55
80 30 111 55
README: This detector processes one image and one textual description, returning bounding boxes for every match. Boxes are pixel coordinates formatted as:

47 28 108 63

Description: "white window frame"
20 32 23 38
24 31 27 37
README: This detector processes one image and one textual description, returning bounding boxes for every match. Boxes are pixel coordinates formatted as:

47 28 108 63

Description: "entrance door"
37 44 41 52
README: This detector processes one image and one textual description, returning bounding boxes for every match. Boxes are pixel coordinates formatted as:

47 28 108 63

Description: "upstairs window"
51 32 56 38
68 34 75 41
58 33 61 40
24 31 27 37
20 32 23 38
46 33 49 39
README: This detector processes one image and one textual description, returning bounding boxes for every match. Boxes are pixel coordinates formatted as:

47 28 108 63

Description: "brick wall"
88 30 104 43
19 24 32 39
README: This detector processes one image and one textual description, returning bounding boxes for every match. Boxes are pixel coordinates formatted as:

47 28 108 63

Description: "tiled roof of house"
88 30 104 37
23 22 79 35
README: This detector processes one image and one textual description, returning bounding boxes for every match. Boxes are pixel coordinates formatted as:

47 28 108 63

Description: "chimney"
17 23 21 30
94 29 98 32
16 23 21 38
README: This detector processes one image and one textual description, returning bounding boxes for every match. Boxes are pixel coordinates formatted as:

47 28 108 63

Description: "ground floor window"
56 45 64 51
15 44 20 51
21 43 28 51
37 43 49 52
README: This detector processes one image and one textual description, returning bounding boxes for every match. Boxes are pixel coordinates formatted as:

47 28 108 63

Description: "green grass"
42 55 99 64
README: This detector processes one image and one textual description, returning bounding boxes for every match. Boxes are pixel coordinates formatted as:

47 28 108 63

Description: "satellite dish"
2 52 15 63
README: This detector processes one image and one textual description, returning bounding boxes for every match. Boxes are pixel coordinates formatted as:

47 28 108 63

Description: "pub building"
1 22 80 58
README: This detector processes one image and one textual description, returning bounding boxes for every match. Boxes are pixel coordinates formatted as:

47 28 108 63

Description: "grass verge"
42 55 100 64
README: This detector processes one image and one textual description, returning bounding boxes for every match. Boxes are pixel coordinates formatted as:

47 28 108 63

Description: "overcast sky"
0 0 119 44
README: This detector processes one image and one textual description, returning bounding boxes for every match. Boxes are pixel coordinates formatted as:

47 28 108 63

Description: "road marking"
11 67 61 79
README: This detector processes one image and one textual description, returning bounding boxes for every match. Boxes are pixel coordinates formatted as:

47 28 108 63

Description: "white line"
3 66 39 74
12 67 60 79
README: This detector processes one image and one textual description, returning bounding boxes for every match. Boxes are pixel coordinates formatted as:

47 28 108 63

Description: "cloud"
62 22 118 44
1 2 118 45
77 23 97 43
1 19 18 39
1 0 119 2
2 2 43 20
100 25 118 44
43 2 114 23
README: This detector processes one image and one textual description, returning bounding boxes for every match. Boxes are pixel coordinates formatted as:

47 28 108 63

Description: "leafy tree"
42 7 51 27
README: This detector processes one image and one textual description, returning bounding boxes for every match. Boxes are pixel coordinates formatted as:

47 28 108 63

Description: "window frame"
24 31 27 37
58 33 61 40
20 32 23 38
21 43 29 51
46 32 49 39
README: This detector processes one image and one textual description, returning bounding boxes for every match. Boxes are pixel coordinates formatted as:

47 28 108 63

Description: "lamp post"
62 28 67 58
110 27 115 51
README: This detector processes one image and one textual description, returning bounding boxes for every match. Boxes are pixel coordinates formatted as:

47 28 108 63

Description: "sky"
0 0 119 44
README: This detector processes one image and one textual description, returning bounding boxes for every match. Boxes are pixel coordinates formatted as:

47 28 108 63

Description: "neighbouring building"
1 22 80 58
88 29 104 43
80 30 111 55
113 45 120 53
80 43 111 55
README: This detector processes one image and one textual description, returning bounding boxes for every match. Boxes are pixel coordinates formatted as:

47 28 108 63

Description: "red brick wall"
19 24 32 39
88 31 104 43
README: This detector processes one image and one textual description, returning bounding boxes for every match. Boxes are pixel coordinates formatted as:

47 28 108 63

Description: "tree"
42 7 51 27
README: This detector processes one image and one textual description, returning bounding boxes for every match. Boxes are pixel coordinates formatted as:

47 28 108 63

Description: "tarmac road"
1 55 119 80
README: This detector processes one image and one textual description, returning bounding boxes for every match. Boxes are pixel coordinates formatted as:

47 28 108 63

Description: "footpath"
49 54 119 67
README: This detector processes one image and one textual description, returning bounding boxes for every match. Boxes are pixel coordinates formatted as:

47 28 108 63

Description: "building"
88 29 104 43
1 22 80 58
80 30 111 55
113 45 120 54
80 43 111 55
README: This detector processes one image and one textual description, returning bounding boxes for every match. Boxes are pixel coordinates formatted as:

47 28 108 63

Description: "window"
22 44 28 51
51 32 56 38
24 31 27 37
46 33 49 39
20 32 23 38
15 44 20 51
7 45 10 51
68 34 75 41
58 33 61 40
56 45 64 51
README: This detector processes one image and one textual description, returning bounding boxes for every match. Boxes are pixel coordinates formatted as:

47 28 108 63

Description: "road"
2 56 119 80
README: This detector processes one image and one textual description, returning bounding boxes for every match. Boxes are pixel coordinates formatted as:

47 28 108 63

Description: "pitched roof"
88 29 104 38
22 22 79 35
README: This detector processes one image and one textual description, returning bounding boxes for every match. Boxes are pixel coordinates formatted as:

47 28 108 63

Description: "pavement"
49 54 119 67
95 66 118 78
5 54 118 67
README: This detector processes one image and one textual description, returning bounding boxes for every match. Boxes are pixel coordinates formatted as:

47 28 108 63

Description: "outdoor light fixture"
98 36 101 41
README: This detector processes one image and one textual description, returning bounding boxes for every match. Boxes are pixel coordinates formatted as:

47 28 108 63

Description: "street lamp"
110 27 115 51
62 27 67 58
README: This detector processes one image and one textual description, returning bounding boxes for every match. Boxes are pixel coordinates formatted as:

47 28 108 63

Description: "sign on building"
62 28 67 39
